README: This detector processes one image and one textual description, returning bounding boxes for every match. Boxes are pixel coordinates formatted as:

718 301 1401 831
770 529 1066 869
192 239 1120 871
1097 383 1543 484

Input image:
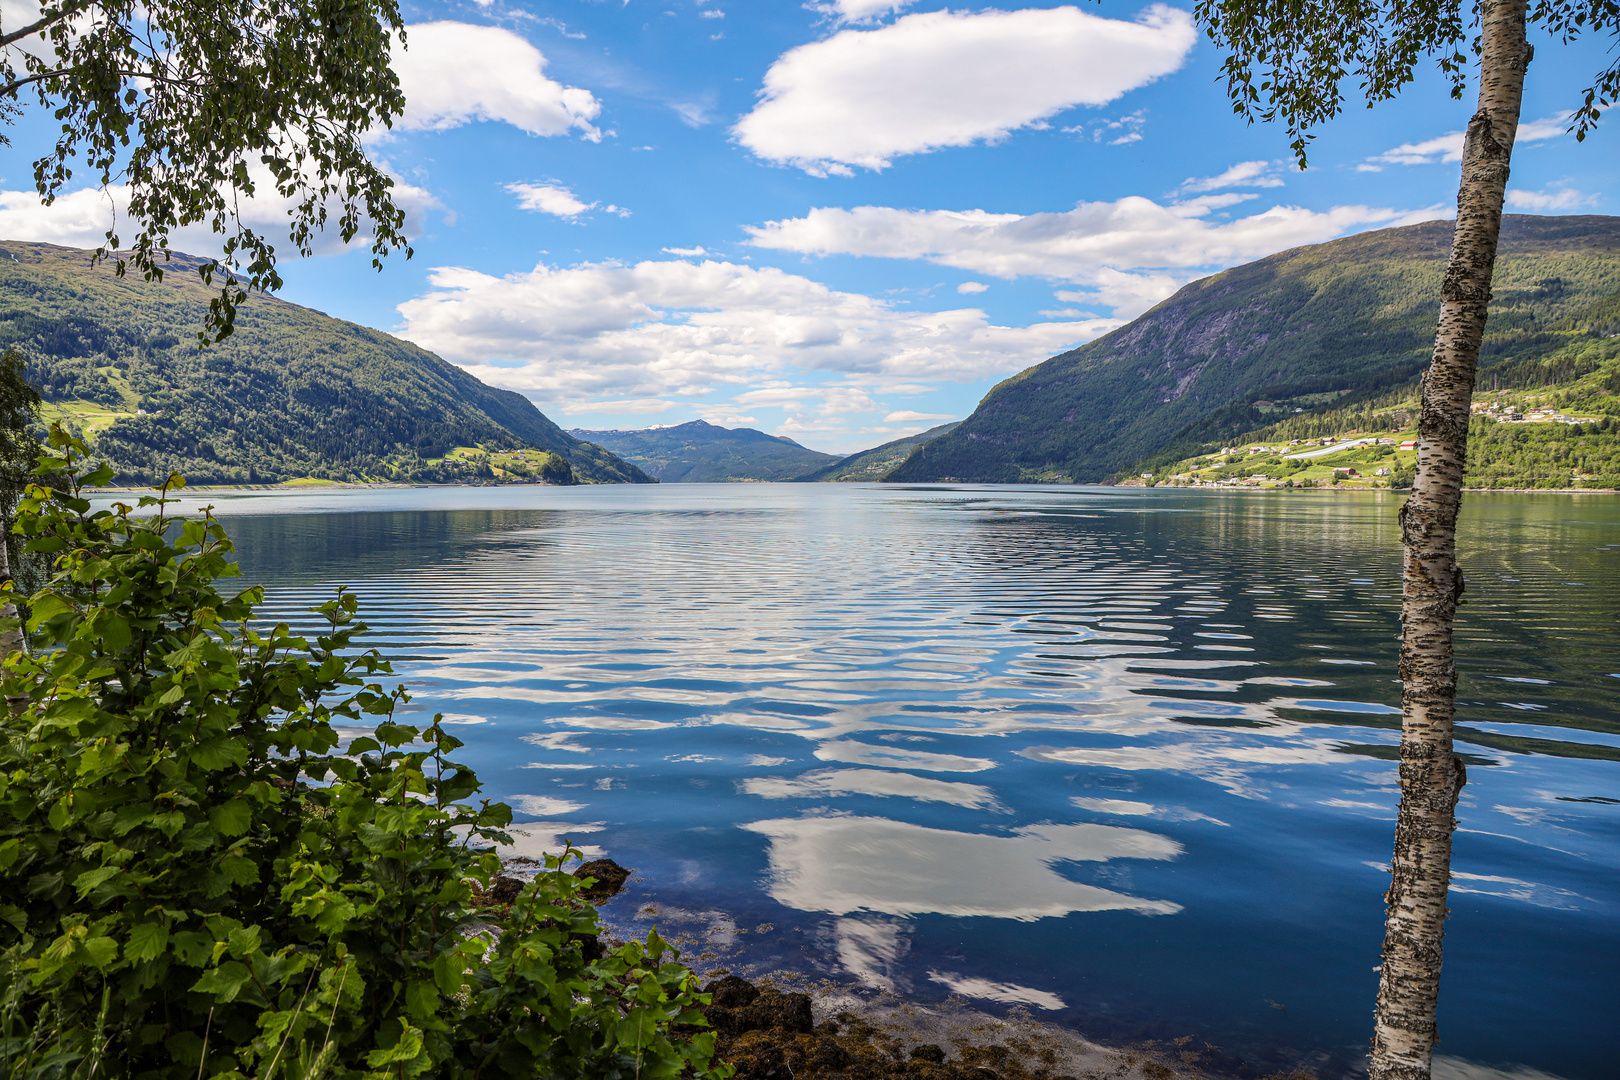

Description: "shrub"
0 429 724 1080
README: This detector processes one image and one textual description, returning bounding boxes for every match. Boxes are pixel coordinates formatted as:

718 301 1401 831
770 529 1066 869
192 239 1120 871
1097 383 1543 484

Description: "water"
151 483 1618 1079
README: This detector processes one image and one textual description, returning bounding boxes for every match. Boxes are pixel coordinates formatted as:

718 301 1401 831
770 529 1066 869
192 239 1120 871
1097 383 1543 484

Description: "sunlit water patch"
145 483 1617 1080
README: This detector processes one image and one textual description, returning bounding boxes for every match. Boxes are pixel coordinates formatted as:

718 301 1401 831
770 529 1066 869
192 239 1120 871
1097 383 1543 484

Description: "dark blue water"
154 483 1619 1080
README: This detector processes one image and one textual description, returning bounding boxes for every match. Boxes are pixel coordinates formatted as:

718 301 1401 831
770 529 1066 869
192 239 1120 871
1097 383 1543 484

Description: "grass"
41 399 140 441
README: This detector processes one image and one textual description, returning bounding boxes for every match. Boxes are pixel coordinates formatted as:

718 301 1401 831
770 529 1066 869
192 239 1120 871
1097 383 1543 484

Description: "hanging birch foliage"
0 0 412 340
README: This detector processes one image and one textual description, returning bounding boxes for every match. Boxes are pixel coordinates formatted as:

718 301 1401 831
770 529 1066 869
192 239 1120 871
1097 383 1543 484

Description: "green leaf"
73 865 121 896
404 979 439 1019
209 799 251 837
191 960 253 1002
26 591 73 631
80 935 118 969
374 721 417 746
190 735 247 770
97 612 132 652
365 1020 426 1070
171 930 213 966
125 922 169 963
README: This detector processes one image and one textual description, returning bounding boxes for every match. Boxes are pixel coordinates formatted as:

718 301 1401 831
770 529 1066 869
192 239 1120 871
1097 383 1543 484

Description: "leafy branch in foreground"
2 0 412 341
0 427 723 1079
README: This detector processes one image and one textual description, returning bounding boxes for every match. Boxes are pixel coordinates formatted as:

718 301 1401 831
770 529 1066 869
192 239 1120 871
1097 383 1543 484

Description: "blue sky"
1 0 1616 453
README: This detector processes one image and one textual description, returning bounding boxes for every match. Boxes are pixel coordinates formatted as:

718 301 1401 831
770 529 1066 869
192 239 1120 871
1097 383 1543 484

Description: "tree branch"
0 0 99 49
0 66 198 98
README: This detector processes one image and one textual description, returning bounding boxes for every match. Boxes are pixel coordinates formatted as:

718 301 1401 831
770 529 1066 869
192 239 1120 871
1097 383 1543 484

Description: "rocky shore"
487 859 1297 1080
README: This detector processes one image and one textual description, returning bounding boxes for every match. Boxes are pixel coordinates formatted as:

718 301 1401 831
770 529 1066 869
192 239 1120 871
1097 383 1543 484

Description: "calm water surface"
154 484 1618 1079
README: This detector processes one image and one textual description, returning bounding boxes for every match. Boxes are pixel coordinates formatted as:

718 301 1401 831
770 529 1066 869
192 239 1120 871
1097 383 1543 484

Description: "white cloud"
883 410 954 423
394 258 1115 406
733 5 1196 175
1066 109 1148 145
388 22 602 141
700 411 760 427
746 197 1437 316
507 182 592 218
735 383 881 418
671 100 715 127
956 280 988 293
1517 115 1574 142
1361 114 1571 169
814 0 917 22
507 182 628 219
700 7 724 16
1505 186 1599 211
0 169 441 262
560 397 681 415
1179 159 1287 193
662 246 710 257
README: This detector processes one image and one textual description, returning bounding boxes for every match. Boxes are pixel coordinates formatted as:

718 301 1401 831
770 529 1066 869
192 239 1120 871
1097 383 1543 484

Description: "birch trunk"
1370 2 1530 1078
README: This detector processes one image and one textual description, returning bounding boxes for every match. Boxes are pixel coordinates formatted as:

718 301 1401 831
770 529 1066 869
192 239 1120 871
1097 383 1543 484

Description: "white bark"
1370 3 1530 1078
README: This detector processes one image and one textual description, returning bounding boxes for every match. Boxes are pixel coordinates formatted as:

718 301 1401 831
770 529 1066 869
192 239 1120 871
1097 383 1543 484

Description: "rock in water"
727 1042 793 1080
572 858 631 901
701 977 814 1036
487 876 525 904
707 975 762 1010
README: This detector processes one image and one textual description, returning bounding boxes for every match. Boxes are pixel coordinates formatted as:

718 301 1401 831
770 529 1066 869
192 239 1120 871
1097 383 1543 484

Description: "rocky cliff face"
889 215 1620 484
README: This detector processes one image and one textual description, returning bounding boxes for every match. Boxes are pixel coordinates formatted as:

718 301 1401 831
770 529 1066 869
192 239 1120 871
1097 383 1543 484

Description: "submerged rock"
573 858 632 901
702 977 814 1036
689 976 1218 1080
487 876 525 905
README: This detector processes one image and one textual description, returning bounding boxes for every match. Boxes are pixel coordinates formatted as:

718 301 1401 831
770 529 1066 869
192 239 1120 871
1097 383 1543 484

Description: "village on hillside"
1132 393 1614 490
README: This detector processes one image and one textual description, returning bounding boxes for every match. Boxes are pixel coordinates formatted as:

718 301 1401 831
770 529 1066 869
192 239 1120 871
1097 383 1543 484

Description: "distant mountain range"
570 418 965 483
568 419 840 482
0 242 652 485
891 215 1620 484
18 217 1616 493
794 421 960 482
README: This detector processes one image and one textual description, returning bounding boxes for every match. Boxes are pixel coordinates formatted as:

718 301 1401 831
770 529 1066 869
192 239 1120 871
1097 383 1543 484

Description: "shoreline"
1125 482 1616 495
499 859 1232 1080
95 478 1619 495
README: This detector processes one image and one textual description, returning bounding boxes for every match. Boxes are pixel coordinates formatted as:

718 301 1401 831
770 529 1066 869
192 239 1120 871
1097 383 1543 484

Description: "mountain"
1131 370 1620 490
568 419 839 482
0 242 653 485
794 421 961 482
890 215 1620 484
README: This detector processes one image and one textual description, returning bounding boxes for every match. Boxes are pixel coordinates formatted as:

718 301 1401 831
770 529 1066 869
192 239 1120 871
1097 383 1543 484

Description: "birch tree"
0 0 411 341
1191 1 1613 1077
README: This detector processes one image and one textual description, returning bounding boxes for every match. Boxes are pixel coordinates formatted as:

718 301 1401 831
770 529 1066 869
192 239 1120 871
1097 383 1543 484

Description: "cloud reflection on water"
741 815 1182 919
743 767 1006 809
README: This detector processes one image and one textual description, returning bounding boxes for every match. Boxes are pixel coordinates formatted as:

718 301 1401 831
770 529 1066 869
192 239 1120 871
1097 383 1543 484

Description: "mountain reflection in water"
147 483 1618 1080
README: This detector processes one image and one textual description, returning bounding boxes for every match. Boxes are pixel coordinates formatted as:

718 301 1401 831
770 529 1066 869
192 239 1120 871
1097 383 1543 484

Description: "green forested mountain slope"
890 215 1620 484
1129 355 1620 490
794 421 960 481
0 242 653 485
569 420 839 482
